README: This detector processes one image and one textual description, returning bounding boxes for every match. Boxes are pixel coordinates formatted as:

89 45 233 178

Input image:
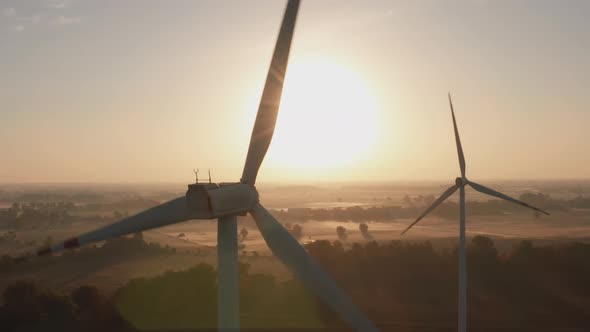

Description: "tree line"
2 235 589 331
270 192 580 222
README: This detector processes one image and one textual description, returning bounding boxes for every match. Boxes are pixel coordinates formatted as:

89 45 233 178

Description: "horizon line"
1 178 590 187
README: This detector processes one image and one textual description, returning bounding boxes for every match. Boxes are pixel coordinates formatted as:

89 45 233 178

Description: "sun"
266 59 379 169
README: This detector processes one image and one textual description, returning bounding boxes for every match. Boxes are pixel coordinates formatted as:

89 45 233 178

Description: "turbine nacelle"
455 177 467 187
186 182 259 219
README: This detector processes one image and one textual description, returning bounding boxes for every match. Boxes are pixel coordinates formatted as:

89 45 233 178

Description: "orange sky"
1 0 589 183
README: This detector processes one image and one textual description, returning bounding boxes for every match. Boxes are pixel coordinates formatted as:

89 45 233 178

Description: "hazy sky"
1 0 589 184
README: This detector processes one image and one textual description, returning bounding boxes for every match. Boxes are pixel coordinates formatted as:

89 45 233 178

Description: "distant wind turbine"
22 1 377 331
401 93 549 332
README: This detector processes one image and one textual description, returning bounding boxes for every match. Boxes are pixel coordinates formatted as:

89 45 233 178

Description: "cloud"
1 8 16 16
51 15 81 25
18 15 41 24
9 25 24 32
47 0 71 9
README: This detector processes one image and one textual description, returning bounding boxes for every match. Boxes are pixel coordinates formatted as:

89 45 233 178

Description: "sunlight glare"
267 59 379 169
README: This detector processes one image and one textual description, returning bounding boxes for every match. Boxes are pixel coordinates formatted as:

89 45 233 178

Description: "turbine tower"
401 93 549 332
24 1 377 331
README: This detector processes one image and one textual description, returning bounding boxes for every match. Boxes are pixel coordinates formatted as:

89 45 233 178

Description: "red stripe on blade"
37 247 52 256
64 237 80 249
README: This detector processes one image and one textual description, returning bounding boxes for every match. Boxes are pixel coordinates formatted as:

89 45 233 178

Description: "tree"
239 227 249 243
2 281 77 330
115 264 217 329
71 285 103 312
469 235 498 266
336 226 348 242
290 224 304 240
359 223 374 241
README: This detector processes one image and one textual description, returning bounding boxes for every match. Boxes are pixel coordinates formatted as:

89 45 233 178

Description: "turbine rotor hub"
455 177 467 187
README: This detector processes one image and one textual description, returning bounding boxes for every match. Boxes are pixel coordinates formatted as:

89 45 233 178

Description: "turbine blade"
34 196 195 256
401 184 459 235
250 202 378 332
467 181 550 215
449 93 466 177
241 0 300 186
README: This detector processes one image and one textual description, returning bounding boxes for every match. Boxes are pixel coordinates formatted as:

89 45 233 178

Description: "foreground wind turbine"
401 93 549 332
23 1 377 331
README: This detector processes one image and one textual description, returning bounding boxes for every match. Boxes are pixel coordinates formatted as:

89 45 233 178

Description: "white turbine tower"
401 93 549 332
24 1 377 331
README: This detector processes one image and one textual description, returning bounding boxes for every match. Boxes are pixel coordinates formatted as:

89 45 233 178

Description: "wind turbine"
24 1 377 331
400 93 549 332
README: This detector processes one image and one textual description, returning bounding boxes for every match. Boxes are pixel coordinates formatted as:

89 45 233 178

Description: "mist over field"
3 180 590 261
1 181 589 330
